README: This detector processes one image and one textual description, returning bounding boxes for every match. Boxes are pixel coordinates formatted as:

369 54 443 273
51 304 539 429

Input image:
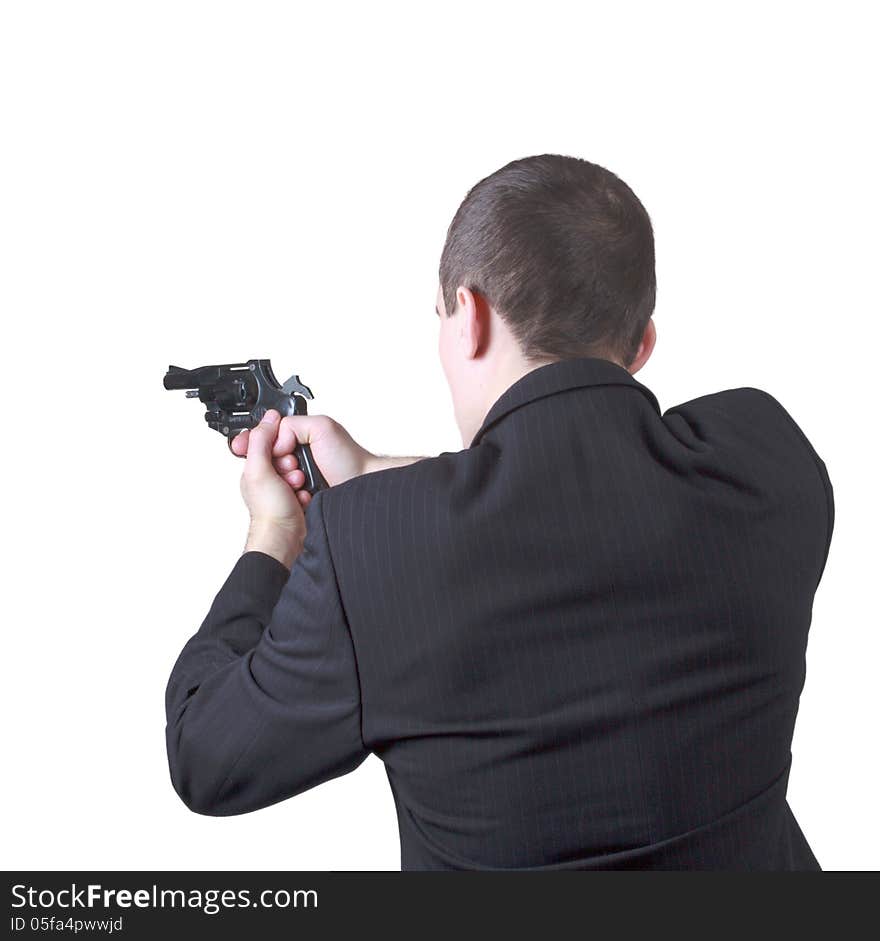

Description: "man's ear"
456 286 489 360
627 318 656 375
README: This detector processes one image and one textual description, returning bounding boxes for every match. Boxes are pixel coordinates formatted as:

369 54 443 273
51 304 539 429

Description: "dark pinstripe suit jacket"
165 357 833 870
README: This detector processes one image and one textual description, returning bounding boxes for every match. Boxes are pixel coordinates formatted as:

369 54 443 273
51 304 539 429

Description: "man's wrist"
363 454 426 474
244 520 303 570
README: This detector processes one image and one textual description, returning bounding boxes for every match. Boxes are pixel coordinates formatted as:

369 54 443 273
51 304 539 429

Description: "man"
165 154 833 870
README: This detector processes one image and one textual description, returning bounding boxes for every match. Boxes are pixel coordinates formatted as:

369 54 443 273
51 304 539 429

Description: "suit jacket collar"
470 357 661 447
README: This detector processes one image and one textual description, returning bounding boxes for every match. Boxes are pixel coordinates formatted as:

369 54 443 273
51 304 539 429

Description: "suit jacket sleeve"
747 388 835 581
164 491 368 815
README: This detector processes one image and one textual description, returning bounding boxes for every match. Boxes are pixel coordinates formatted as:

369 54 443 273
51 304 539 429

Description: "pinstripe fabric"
165 357 833 870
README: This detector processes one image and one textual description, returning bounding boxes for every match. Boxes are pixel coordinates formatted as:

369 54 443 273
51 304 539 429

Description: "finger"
273 453 300 473
272 415 326 457
271 418 299 458
230 429 249 456
243 410 280 476
297 489 312 508
282 468 306 489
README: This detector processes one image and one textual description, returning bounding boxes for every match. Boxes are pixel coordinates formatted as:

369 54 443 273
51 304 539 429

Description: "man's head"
436 154 657 445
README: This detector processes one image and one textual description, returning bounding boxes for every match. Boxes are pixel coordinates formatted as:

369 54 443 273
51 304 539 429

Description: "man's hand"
238 409 307 569
232 413 383 489
233 412 427 567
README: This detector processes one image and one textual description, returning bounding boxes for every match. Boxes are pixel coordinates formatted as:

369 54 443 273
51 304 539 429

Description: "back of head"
439 154 656 368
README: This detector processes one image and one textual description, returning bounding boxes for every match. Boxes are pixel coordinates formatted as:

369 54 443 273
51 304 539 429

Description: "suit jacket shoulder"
664 386 833 579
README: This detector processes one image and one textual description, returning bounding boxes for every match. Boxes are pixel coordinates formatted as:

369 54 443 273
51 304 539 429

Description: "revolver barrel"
163 365 204 391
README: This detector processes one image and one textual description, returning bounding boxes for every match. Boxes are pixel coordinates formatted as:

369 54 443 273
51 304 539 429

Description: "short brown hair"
438 154 656 366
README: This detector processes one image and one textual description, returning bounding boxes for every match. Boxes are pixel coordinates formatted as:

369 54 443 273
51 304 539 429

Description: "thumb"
272 414 330 457
243 409 280 475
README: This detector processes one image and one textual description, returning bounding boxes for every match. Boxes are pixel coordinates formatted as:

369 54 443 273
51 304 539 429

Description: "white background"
1 2 876 871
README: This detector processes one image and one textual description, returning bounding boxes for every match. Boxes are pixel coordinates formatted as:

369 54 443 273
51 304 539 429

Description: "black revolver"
163 359 328 495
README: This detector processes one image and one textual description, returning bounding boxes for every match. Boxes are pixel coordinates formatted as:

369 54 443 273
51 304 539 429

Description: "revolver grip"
227 431 328 496
294 441 328 496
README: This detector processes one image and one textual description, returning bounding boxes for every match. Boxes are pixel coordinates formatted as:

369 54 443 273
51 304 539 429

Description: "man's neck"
470 351 628 446
465 354 559 446
485 355 557 411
